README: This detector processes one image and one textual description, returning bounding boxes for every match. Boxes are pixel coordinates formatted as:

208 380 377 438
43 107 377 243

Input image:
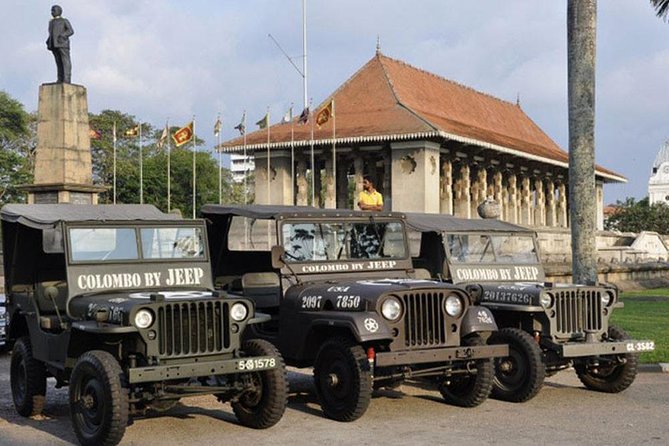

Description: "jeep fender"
460 306 498 337
310 311 393 344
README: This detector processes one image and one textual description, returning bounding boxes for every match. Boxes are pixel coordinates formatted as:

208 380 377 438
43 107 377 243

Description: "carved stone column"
390 141 440 212
470 167 487 218
336 158 351 209
313 162 322 208
507 174 518 224
545 180 556 227
353 155 364 210
323 158 336 209
557 182 568 228
440 159 453 214
534 178 545 226
454 163 471 218
492 170 503 216
296 157 308 206
520 175 532 225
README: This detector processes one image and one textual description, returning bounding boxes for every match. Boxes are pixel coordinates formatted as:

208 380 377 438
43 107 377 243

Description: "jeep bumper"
556 339 655 358
127 355 278 384
375 344 508 367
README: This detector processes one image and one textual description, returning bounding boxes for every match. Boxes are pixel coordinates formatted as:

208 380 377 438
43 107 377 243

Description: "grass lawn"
610 288 669 363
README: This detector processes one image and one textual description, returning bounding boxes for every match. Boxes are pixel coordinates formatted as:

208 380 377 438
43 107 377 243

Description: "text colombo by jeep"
1 204 287 446
405 211 655 402
202 204 508 421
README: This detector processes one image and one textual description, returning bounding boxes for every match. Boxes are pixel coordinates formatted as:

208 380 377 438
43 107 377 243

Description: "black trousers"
52 47 71 83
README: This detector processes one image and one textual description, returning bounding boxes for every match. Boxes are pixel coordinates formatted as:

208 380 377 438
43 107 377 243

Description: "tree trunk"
568 0 597 284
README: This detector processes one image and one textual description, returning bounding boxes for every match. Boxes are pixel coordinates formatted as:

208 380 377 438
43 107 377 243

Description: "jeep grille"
157 301 231 357
554 289 603 337
399 291 448 349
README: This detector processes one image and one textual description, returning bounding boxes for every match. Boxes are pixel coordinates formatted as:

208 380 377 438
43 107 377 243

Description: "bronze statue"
46 5 74 83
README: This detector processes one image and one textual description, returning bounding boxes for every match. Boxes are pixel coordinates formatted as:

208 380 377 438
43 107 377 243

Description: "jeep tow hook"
367 347 376 378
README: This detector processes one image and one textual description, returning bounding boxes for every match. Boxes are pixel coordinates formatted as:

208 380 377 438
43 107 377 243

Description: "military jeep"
405 212 655 402
1 204 287 446
202 204 507 422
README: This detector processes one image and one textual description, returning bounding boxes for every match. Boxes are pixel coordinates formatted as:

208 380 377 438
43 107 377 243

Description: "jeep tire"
10 337 47 417
490 327 545 402
231 339 288 429
575 325 639 393
438 334 494 407
69 350 129 446
313 336 372 421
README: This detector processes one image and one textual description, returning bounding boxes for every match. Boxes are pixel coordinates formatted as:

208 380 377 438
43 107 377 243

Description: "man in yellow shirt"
358 176 384 211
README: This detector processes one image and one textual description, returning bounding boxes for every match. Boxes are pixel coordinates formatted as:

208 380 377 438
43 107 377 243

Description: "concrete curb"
639 363 669 373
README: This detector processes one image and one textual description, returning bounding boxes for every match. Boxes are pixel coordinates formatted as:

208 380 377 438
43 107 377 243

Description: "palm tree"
651 0 669 20
567 0 597 284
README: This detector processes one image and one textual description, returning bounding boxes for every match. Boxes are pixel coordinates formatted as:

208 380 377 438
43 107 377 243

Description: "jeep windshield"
68 226 205 262
281 220 407 262
446 233 539 265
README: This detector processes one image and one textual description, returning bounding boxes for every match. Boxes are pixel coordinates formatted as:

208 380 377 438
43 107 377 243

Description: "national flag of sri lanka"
172 121 194 147
256 113 269 129
125 125 139 137
316 100 334 128
89 128 101 140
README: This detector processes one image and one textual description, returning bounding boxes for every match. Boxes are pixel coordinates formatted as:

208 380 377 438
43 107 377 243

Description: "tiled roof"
222 52 625 183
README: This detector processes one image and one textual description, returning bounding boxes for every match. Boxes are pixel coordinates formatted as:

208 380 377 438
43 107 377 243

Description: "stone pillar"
545 180 557 227
390 141 440 213
520 175 532 225
353 155 364 210
492 170 503 214
24 83 106 203
596 181 604 230
557 182 568 228
382 153 391 211
296 158 308 206
254 152 293 205
323 158 336 209
440 159 453 214
454 163 471 218
336 159 351 209
470 167 487 218
313 162 322 207
507 174 518 224
534 178 546 226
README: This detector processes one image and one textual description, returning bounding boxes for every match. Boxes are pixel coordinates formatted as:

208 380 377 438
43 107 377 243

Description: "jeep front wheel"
438 334 493 407
490 328 545 402
69 350 129 446
575 325 639 393
231 339 288 429
313 337 372 421
10 337 47 417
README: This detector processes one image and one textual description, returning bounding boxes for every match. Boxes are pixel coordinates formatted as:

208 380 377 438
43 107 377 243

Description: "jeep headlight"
381 296 402 321
540 293 553 308
601 293 612 306
134 309 154 329
230 302 249 322
445 295 464 317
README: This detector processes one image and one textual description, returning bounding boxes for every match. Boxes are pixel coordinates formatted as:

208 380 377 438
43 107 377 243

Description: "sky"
1 0 668 205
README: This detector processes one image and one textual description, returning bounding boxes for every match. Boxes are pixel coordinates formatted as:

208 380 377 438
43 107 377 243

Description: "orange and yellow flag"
172 121 194 147
316 100 334 128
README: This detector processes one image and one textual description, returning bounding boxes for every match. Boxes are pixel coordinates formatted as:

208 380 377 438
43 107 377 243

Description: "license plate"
235 357 277 371
625 341 655 352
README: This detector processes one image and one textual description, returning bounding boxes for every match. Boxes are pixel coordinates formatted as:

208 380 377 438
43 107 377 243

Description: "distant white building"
648 140 669 205
230 154 255 183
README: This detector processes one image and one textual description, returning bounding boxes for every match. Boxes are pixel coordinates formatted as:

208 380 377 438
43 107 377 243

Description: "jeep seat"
241 272 281 309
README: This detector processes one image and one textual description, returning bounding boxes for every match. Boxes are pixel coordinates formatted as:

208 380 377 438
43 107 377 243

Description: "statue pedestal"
22 83 106 204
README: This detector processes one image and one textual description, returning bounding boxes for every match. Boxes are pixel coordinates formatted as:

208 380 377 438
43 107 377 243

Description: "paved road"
0 353 667 446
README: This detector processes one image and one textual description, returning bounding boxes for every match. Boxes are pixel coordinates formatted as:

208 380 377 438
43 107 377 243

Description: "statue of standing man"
46 5 74 83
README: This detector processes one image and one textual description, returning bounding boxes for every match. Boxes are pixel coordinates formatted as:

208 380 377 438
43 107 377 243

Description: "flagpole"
243 111 247 205
291 108 295 205
139 122 143 204
166 120 171 212
332 99 336 208
192 116 197 219
309 99 315 206
112 121 117 204
266 107 271 204
217 114 222 205
302 0 308 110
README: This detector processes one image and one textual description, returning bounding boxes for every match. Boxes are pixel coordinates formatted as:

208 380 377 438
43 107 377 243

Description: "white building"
648 140 669 205
230 153 255 183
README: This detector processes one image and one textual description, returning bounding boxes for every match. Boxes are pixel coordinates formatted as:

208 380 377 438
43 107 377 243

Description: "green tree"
651 0 669 20
0 91 35 205
605 197 669 234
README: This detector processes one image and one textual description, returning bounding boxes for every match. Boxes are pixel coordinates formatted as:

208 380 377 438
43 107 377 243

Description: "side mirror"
271 245 286 269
